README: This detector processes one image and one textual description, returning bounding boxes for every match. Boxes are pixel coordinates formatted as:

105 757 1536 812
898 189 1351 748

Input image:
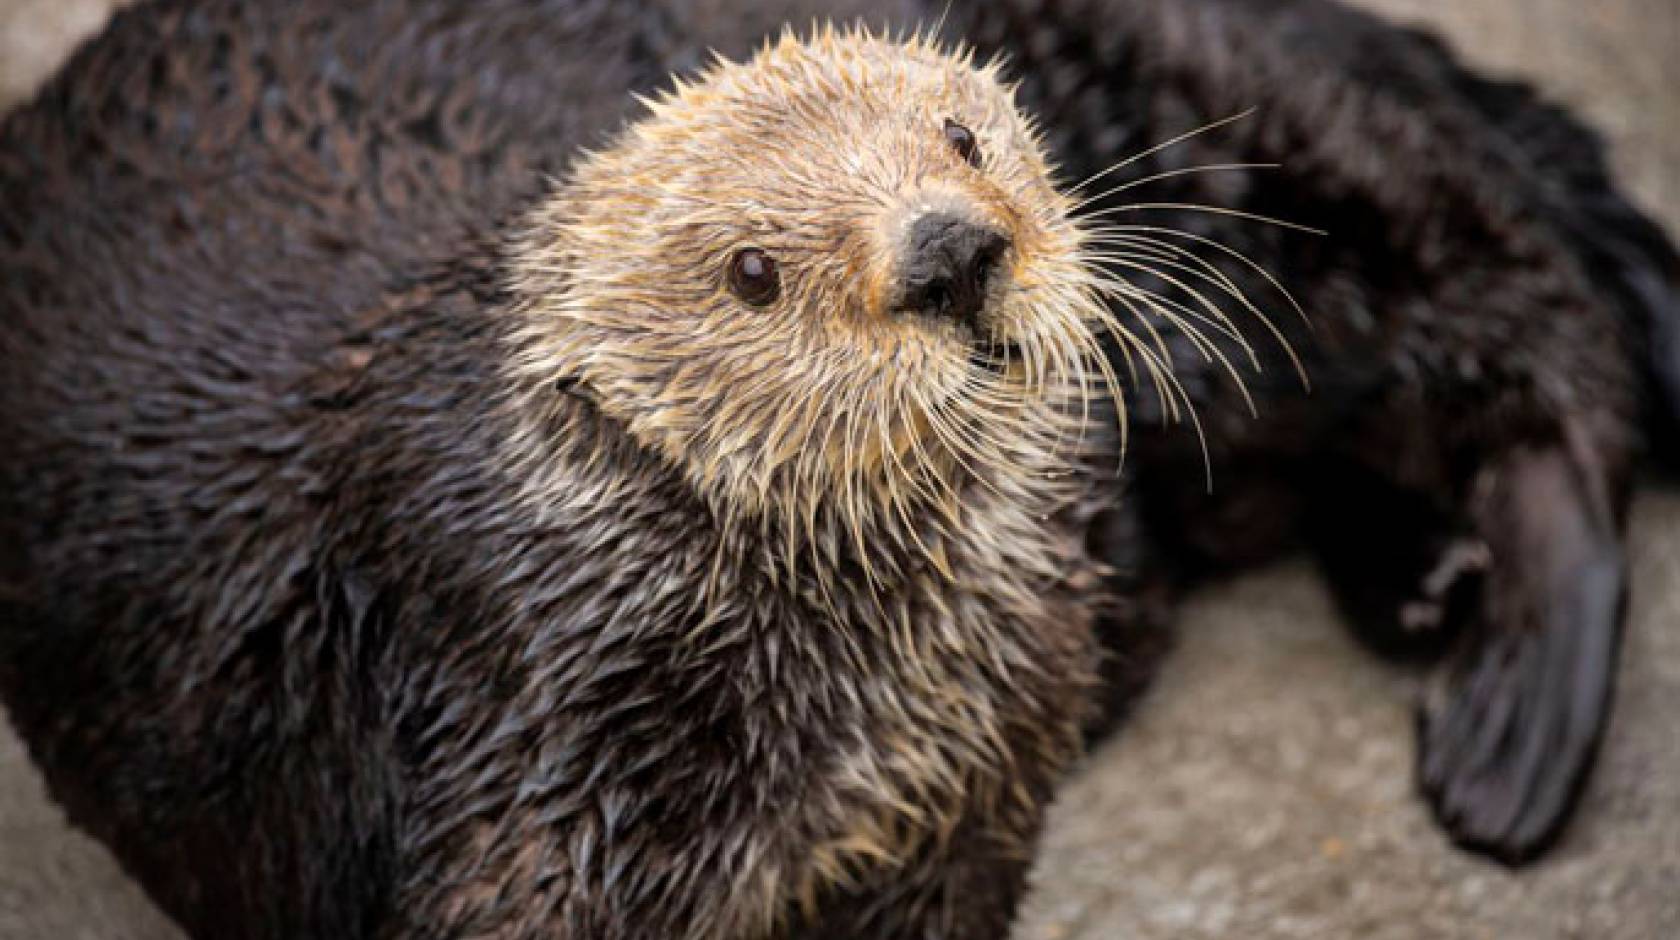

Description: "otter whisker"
1069 162 1279 214
1016 324 1050 397
947 369 1045 478
1016 328 1081 460
1078 318 1132 472
1105 238 1301 383
1092 301 1145 401
1066 106 1260 197
1066 268 1183 417
1113 296 1255 420
874 405 954 578
1080 201 1327 236
1079 295 1214 488
1084 251 1268 408
1083 262 1238 367
1039 313 1097 454
1082 250 1258 358
1086 221 1313 331
879 383 951 518
1065 288 1170 404
898 394 965 527
1089 236 1255 311
914 388 1011 505
1069 367 1106 466
1023 297 1109 454
1071 269 1204 424
942 386 1033 473
1087 269 1258 420
1085 232 1310 388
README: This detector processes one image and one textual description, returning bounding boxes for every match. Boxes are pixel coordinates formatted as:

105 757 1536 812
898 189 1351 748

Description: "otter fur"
1 5 1125 938
3 0 1680 937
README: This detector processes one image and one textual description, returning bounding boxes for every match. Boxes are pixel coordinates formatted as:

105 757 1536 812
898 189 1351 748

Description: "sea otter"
1 7 1122 938
3 0 1678 938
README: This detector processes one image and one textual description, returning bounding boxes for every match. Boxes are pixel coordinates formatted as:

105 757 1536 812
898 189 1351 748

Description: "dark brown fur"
1 4 1108 938
2 0 1677 937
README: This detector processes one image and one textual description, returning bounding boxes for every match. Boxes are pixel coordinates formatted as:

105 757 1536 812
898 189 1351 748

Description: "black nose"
897 213 1011 330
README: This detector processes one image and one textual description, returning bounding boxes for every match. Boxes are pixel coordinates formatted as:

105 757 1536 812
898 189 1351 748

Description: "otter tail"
1423 39 1680 464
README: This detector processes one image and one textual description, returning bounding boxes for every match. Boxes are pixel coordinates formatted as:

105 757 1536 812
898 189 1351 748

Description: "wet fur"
0 4 1120 938
2 0 1678 938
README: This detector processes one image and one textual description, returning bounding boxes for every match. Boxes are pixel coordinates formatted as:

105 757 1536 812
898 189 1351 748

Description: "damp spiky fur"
9 0 1674 934
1 10 1124 939
505 26 1130 595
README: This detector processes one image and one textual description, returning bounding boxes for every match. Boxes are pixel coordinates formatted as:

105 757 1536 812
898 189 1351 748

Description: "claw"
1400 538 1491 634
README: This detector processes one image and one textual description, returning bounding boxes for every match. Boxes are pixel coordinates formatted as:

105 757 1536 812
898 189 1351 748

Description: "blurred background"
1 0 1676 937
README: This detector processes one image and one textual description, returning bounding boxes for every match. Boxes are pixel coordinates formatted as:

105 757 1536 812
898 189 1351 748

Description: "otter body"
3 0 1679 937
2 4 1110 937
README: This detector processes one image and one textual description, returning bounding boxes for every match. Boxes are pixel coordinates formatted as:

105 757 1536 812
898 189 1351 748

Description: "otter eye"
943 118 980 167
727 247 781 306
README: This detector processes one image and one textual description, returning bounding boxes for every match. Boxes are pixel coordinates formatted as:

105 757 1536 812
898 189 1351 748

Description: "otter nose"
898 213 1011 330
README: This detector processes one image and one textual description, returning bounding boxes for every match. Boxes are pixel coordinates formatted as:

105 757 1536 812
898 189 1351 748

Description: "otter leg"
1311 420 1629 864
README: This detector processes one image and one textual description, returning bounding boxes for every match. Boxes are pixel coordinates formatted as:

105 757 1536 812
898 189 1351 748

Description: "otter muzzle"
895 212 1011 332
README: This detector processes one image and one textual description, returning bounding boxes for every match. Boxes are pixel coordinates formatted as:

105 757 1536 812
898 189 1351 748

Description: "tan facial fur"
508 25 1114 571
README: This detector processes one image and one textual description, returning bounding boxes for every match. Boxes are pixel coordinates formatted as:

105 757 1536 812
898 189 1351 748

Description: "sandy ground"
1 0 1676 937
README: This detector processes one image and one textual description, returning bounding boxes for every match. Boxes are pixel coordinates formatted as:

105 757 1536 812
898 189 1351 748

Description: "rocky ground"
2 0 1676 937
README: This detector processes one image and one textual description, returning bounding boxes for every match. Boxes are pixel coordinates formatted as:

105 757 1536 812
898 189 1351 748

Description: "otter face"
512 27 1110 529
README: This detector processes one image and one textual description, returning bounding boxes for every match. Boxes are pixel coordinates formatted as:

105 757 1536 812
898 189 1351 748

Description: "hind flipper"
1417 434 1626 864
1311 424 1628 863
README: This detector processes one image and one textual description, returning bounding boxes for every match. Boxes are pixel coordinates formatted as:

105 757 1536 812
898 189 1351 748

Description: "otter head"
510 26 1115 544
